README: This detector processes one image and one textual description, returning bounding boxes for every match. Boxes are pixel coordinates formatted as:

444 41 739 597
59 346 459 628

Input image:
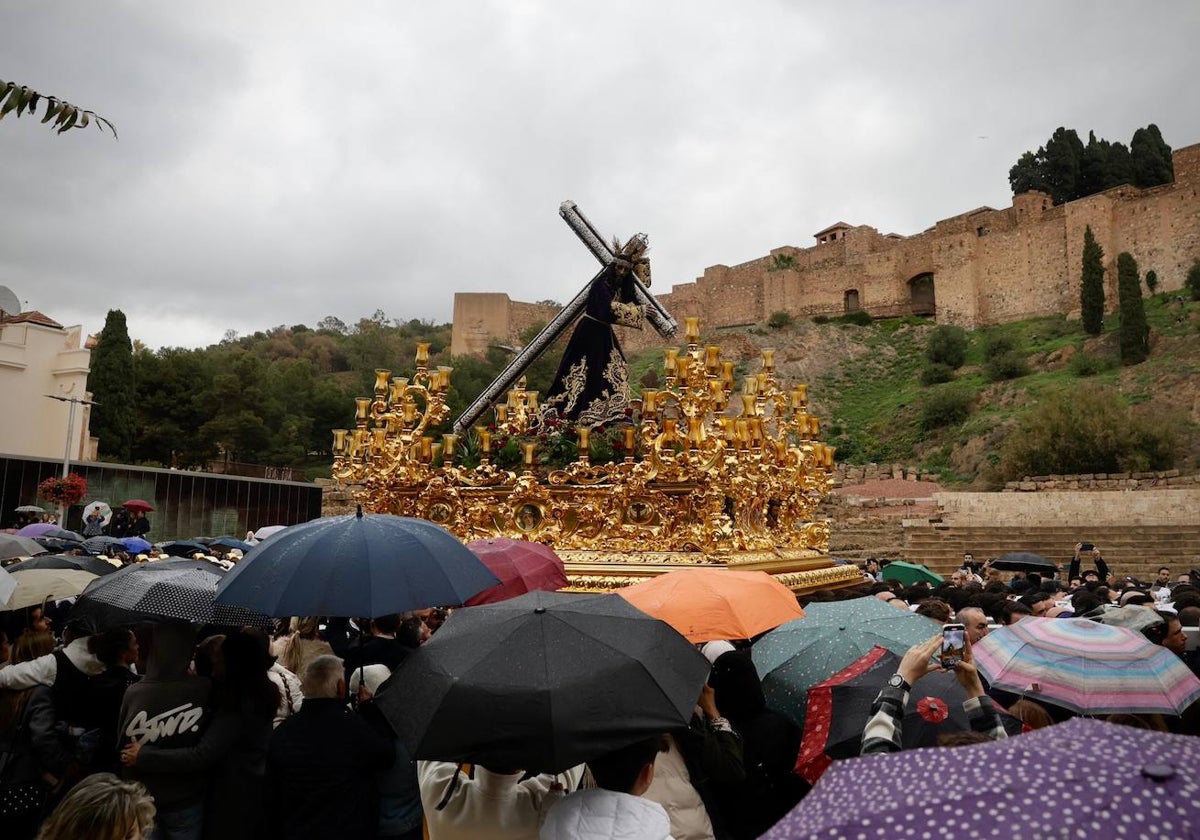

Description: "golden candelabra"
332 317 860 593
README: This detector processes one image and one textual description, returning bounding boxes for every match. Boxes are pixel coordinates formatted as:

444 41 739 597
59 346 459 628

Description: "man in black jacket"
266 654 395 839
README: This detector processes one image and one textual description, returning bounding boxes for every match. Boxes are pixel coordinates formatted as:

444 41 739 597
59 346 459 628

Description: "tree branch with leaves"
0 78 116 138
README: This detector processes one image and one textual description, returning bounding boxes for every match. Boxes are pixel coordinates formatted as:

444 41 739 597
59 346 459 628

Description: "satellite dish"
0 285 20 317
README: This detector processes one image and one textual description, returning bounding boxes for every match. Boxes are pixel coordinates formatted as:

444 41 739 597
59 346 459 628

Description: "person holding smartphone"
1068 542 1110 584
860 632 1008 756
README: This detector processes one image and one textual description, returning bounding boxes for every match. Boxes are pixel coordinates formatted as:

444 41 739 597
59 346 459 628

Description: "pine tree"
1080 226 1105 335
88 309 136 460
1117 252 1149 365
1130 124 1174 188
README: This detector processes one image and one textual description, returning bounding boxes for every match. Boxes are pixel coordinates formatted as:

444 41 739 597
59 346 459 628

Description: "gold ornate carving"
331 319 848 592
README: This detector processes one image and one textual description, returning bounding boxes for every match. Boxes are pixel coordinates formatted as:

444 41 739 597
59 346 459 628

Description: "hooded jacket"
117 621 212 810
540 789 675 840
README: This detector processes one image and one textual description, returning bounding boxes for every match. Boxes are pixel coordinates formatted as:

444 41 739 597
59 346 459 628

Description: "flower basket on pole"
38 473 89 508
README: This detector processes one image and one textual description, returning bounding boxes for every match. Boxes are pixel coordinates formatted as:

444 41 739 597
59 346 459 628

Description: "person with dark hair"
1069 591 1102 617
1068 543 1110 585
707 650 805 840
122 629 281 840
997 601 1033 625
87 627 141 774
343 614 411 687
1018 591 1054 618
915 599 953 624
541 736 672 840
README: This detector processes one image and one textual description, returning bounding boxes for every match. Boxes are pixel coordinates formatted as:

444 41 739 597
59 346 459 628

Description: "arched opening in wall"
843 289 861 313
909 273 936 316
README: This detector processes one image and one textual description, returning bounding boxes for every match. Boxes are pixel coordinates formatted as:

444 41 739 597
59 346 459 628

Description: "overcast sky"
3 1 1198 350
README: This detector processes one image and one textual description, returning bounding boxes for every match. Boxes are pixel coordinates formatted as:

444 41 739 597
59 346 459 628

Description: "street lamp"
44 393 100 526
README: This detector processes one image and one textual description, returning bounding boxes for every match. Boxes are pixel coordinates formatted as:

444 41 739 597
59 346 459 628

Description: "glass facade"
0 454 323 541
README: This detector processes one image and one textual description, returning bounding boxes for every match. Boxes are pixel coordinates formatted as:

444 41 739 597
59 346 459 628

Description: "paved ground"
832 478 943 500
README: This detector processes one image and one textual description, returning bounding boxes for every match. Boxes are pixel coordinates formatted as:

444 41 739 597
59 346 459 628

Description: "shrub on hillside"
837 310 873 327
920 363 956 385
767 311 793 329
1145 270 1159 293
997 385 1178 480
1068 351 1117 377
925 325 968 369
982 333 1018 360
1186 259 1200 301
812 315 831 324
984 350 1030 382
920 386 973 431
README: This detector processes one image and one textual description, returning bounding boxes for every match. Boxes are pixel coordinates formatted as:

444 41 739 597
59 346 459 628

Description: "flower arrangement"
457 413 635 472
37 473 89 507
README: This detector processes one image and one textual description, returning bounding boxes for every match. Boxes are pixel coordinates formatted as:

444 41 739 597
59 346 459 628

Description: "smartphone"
940 623 966 668
1079 542 1095 552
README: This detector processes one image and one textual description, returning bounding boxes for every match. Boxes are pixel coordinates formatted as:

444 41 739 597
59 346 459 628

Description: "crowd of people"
1 544 1198 840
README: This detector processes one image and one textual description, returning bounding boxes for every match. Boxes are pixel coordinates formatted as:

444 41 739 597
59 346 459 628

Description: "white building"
0 311 95 461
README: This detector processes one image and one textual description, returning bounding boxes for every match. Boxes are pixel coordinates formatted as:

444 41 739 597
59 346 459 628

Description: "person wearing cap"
1068 543 1110 585
352 664 423 840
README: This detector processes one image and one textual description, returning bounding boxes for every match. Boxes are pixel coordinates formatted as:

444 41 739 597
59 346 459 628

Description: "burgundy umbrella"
463 538 569 606
122 499 155 513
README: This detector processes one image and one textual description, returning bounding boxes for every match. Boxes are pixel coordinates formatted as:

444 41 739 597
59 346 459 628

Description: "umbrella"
3 568 99 610
974 618 1200 715
8 554 118 576
752 597 941 728
207 537 254 553
215 509 499 618
14 505 46 514
762 718 1200 840
69 558 271 630
121 537 152 554
0 567 14 606
122 499 154 513
618 568 804 644
82 500 113 526
879 560 943 586
17 523 67 538
376 590 711 774
162 540 211 558
81 536 128 555
463 537 569 606
0 534 49 562
250 525 286 541
989 551 1058 573
796 646 1021 784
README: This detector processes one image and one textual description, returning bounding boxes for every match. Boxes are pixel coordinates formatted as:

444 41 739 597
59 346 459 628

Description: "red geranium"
37 473 89 507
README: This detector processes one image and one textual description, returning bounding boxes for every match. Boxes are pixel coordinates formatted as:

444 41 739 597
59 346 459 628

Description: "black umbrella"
8 554 117 576
376 590 711 774
80 536 129 555
162 540 210 558
69 559 271 630
989 552 1058 573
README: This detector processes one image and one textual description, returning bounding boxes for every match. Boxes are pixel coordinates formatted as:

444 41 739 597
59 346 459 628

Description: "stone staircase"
903 499 1200 583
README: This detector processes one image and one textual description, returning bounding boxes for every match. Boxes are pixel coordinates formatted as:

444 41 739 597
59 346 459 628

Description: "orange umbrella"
618 568 804 644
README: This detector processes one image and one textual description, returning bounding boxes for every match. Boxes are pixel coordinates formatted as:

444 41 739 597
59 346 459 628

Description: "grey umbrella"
0 534 49 562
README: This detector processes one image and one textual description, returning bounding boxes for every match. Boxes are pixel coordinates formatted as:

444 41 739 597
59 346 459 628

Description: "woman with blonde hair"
275 617 332 678
36 772 155 840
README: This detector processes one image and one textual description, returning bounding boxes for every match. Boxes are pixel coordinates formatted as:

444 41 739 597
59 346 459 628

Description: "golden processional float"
330 203 861 594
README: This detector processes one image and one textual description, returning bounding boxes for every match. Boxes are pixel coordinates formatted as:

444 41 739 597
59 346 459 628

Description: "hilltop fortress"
451 143 1200 357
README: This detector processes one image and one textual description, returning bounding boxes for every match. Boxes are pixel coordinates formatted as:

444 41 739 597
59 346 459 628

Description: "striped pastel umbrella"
974 617 1200 716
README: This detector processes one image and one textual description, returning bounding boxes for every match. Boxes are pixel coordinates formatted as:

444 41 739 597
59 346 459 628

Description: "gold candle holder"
684 316 701 345
372 428 387 452
761 349 775 372
522 441 537 467
390 378 408 404
332 429 348 453
741 394 757 416
420 437 433 461
403 401 417 423
642 390 657 414
355 397 372 423
721 362 735 389
624 427 636 453
477 427 492 454
664 349 679 375
415 343 430 367
374 369 391 394
705 345 721 373
442 434 457 463
577 426 591 456
497 405 509 424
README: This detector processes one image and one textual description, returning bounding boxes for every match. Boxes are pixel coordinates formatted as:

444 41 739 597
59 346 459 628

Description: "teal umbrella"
752 597 941 728
880 560 943 586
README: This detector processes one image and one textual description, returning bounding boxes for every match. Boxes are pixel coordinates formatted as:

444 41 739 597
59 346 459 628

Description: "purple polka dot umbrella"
764 718 1200 839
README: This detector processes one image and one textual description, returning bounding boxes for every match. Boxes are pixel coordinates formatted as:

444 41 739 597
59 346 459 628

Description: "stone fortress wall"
452 143 1200 357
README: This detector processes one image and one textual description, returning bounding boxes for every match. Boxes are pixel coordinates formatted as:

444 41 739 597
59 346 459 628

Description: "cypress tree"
1080 226 1105 335
88 309 136 460
1117 253 1149 365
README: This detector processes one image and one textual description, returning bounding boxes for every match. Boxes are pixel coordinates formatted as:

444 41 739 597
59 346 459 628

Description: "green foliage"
88 310 137 462
812 315 831 325
1145 270 1158 293
920 386 973 431
0 78 117 137
1080 225 1105 335
1117 252 1150 365
982 333 1017 360
997 385 1177 480
984 351 1030 382
925 325 968 368
836 310 873 327
768 254 798 272
767 311 794 329
920 363 956 385
1186 260 1200 301
1068 351 1117 377
1010 125 1172 204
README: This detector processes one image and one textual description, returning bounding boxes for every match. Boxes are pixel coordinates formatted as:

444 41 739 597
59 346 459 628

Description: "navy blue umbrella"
162 540 210 558
207 537 254 553
214 509 500 618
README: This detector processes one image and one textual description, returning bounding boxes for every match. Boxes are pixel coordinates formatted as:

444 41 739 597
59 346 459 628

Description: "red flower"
916 696 949 724
37 473 89 507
